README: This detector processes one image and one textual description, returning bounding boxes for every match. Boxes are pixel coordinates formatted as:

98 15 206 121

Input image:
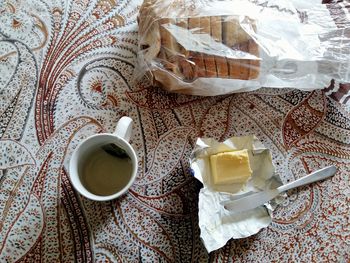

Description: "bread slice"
159 18 181 76
188 17 206 78
222 16 255 79
234 41 250 80
222 16 238 78
200 16 217 77
176 18 195 80
247 21 259 79
176 17 189 57
211 16 228 78
210 16 222 42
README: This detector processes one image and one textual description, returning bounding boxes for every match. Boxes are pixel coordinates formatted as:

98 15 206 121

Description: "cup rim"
69 133 138 201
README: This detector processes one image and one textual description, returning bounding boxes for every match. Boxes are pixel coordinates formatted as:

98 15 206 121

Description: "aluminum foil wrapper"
190 136 284 252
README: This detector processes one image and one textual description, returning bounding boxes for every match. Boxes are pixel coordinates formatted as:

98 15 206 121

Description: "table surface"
0 0 349 262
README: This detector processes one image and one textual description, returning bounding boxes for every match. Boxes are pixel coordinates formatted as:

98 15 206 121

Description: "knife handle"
277 166 337 193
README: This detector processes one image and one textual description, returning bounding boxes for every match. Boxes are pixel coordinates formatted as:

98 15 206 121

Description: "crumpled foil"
190 136 284 252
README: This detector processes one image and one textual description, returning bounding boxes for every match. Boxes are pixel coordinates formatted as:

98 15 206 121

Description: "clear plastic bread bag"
136 0 350 96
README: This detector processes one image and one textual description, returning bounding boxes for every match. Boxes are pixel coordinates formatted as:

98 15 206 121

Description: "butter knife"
223 165 337 213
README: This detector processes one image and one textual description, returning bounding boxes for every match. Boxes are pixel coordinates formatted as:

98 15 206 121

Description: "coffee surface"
81 146 133 196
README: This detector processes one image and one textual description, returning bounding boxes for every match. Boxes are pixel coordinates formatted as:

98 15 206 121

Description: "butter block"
210 149 252 185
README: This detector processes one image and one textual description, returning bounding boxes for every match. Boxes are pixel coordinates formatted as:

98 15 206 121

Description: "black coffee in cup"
80 144 133 196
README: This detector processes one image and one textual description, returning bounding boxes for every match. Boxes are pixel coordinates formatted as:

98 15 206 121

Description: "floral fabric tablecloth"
0 0 349 262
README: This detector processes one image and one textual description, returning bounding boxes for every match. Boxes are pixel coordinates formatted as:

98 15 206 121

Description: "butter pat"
210 149 252 185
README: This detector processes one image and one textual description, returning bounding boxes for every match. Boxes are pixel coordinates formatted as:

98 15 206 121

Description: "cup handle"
114 116 133 142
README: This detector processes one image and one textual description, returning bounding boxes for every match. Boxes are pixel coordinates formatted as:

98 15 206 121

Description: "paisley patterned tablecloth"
0 0 349 262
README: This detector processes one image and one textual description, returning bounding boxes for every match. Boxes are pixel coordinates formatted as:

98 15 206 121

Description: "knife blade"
223 165 337 213
223 189 279 213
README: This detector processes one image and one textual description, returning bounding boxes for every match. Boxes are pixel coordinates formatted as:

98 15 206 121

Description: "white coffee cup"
69 116 138 201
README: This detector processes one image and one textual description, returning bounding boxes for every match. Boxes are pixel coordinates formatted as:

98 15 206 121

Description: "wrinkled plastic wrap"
190 136 284 252
136 0 350 95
